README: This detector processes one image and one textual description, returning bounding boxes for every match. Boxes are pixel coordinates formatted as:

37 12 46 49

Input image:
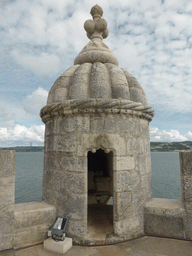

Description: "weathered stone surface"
129 87 148 105
141 173 152 200
0 150 15 177
0 176 15 207
0 233 13 252
180 151 192 239
114 217 143 237
45 135 55 152
180 150 192 176
106 64 130 99
14 224 50 249
144 198 183 215
67 219 87 238
76 115 90 132
57 192 87 220
44 152 87 173
40 5 153 245
56 116 77 133
114 170 140 192
122 117 140 136
77 134 94 156
0 151 15 251
114 156 135 171
114 192 132 221
104 115 118 133
54 134 77 152
45 120 55 136
180 151 192 202
43 188 87 222
144 214 185 239
76 133 127 157
144 199 185 239
69 63 92 99
44 169 87 194
47 65 80 105
14 202 56 229
181 176 192 202
140 119 150 136
14 202 56 249
90 62 111 98
183 212 192 240
74 38 119 66
127 137 141 155
108 134 126 156
0 207 14 233
115 115 133 134
90 116 105 133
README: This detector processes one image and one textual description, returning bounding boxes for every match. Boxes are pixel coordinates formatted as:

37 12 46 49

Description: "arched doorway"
87 148 113 242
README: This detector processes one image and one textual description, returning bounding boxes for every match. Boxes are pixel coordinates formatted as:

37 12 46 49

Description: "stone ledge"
14 224 50 249
144 198 184 216
14 201 56 229
144 198 185 239
14 201 56 249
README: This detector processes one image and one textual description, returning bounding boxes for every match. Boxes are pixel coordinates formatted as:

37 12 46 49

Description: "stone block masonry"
0 151 15 251
144 199 185 239
43 114 152 243
0 151 56 251
14 202 56 249
144 151 192 240
180 150 192 240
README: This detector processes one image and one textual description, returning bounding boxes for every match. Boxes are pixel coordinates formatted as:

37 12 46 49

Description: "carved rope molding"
40 99 155 123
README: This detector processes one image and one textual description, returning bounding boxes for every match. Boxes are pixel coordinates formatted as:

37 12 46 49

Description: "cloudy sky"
0 0 192 146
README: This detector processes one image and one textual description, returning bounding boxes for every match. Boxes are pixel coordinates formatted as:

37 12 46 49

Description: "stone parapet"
180 150 192 239
14 202 56 249
0 150 15 251
144 198 185 239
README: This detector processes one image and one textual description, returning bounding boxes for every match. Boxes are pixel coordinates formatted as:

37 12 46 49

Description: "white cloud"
185 131 192 141
150 126 190 142
0 124 45 142
11 51 60 76
23 87 48 115
0 0 192 146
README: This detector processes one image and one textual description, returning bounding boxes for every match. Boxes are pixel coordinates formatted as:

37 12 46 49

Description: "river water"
15 152 181 204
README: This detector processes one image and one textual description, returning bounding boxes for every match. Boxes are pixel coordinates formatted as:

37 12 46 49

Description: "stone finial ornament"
84 5 109 40
74 5 118 65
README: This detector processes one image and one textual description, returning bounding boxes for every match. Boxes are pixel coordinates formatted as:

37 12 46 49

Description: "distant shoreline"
0 141 192 152
0 146 44 152
150 141 192 152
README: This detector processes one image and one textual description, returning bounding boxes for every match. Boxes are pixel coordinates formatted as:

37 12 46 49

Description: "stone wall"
0 150 15 251
144 199 185 238
144 151 192 240
0 151 56 252
1 144 191 252
43 113 151 243
180 150 192 239
14 202 56 249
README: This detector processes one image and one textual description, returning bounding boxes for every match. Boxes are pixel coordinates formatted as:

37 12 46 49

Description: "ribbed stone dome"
40 4 154 123
47 63 147 105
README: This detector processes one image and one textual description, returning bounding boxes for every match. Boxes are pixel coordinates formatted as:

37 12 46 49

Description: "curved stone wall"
43 113 151 244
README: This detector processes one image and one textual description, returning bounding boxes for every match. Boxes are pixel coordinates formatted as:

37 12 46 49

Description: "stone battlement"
0 150 192 251
0 150 56 251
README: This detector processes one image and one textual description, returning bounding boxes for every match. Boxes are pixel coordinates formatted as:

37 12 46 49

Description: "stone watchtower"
40 5 154 244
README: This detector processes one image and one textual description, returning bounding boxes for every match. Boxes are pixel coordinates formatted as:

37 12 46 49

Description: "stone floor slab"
1 236 192 256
